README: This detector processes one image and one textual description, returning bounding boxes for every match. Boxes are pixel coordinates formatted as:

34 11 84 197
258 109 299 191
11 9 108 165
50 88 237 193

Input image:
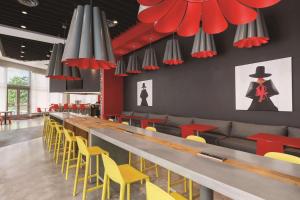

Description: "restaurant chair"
37 107 42 113
42 116 50 143
52 104 60 112
101 154 149 200
53 123 65 164
168 136 206 200
146 180 187 200
47 121 59 152
61 129 82 180
63 104 70 112
264 152 300 164
71 104 79 113
79 104 87 115
73 136 109 200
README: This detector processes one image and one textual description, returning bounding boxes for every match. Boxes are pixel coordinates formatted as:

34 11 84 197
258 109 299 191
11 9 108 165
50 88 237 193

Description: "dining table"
0 111 13 125
248 133 300 156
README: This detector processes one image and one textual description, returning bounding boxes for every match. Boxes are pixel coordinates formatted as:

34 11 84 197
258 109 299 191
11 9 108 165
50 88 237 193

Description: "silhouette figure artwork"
246 66 279 111
140 83 149 106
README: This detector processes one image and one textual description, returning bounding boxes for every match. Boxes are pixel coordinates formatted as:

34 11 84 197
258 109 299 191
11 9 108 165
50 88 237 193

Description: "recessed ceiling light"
46 54 50 58
22 11 28 15
21 51 25 54
21 45 26 48
113 20 118 24
49 50 53 52
20 55 24 58
20 25 27 29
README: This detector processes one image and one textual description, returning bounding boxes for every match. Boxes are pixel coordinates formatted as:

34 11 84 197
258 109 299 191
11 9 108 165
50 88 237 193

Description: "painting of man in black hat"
140 82 149 106
246 66 279 111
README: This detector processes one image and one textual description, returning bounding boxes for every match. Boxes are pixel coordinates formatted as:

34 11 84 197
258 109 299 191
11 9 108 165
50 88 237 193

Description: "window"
7 68 30 86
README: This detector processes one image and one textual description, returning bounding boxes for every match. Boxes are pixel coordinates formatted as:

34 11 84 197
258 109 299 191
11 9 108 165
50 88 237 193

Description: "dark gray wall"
50 68 100 92
124 1 300 127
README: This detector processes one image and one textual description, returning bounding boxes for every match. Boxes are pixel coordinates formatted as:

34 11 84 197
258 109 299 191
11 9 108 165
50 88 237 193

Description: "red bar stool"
79 104 87 115
71 104 79 113
63 104 70 112
52 104 60 112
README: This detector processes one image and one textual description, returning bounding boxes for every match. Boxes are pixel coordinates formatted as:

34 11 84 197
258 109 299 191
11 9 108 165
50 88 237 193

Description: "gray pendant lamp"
234 10 269 48
127 52 142 74
163 36 183 65
46 43 81 80
62 4 116 70
142 46 159 70
191 28 217 59
115 58 128 77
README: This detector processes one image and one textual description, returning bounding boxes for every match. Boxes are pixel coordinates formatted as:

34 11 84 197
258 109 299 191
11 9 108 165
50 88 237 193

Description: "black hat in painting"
249 66 272 78
142 83 146 88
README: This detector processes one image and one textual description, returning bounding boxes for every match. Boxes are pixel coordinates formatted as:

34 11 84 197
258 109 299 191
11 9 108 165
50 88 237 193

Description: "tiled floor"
0 119 231 200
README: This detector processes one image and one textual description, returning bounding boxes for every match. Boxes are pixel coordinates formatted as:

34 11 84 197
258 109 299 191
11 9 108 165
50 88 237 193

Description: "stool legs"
82 156 90 200
61 139 68 174
73 153 82 197
65 141 74 180
120 183 126 200
127 184 131 200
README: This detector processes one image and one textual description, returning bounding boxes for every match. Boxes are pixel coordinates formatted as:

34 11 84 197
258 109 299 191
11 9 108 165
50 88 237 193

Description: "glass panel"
19 89 29 115
7 68 30 86
7 89 17 115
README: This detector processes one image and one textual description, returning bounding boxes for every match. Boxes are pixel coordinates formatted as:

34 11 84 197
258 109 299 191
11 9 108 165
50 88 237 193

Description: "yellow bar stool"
264 152 300 164
73 136 109 200
146 180 187 200
47 121 58 153
101 154 149 200
168 136 206 200
61 129 79 180
44 118 53 145
42 116 49 143
53 124 64 163
129 126 159 180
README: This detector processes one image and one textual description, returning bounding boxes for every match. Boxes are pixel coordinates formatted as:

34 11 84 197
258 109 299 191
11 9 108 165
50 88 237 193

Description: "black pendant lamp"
46 43 81 80
163 35 183 65
62 4 115 70
191 28 217 59
142 46 159 71
115 58 128 77
234 10 269 48
127 52 142 74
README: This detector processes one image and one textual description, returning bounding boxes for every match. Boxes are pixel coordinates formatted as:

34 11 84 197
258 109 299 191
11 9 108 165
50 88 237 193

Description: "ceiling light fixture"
46 54 50 58
20 25 27 29
20 55 24 58
138 0 280 36
62 4 116 70
21 45 26 48
21 51 25 54
22 11 28 15
18 0 39 7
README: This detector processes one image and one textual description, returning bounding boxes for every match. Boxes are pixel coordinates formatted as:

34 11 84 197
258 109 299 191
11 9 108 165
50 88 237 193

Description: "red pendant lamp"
142 46 160 70
62 4 116 70
115 58 128 77
127 52 142 74
163 36 183 65
191 28 217 59
138 0 280 36
233 10 269 48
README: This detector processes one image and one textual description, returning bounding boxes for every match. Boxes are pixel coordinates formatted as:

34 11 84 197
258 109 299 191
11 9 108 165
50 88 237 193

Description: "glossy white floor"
0 120 230 200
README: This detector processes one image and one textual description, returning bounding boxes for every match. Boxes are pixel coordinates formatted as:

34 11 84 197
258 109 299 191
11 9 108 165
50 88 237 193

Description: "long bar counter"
50 112 300 200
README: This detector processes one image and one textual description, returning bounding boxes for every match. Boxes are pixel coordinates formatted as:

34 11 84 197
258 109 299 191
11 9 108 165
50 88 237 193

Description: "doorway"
7 86 30 116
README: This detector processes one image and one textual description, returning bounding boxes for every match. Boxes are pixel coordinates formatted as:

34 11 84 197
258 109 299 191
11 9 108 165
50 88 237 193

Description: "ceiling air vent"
17 0 39 7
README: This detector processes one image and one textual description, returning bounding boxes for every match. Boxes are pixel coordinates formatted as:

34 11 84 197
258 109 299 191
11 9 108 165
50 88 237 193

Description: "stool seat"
119 164 149 184
87 146 107 156
171 192 188 200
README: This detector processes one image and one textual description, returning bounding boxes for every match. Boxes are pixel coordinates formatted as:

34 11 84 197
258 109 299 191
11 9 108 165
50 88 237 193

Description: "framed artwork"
235 57 293 112
137 80 153 107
